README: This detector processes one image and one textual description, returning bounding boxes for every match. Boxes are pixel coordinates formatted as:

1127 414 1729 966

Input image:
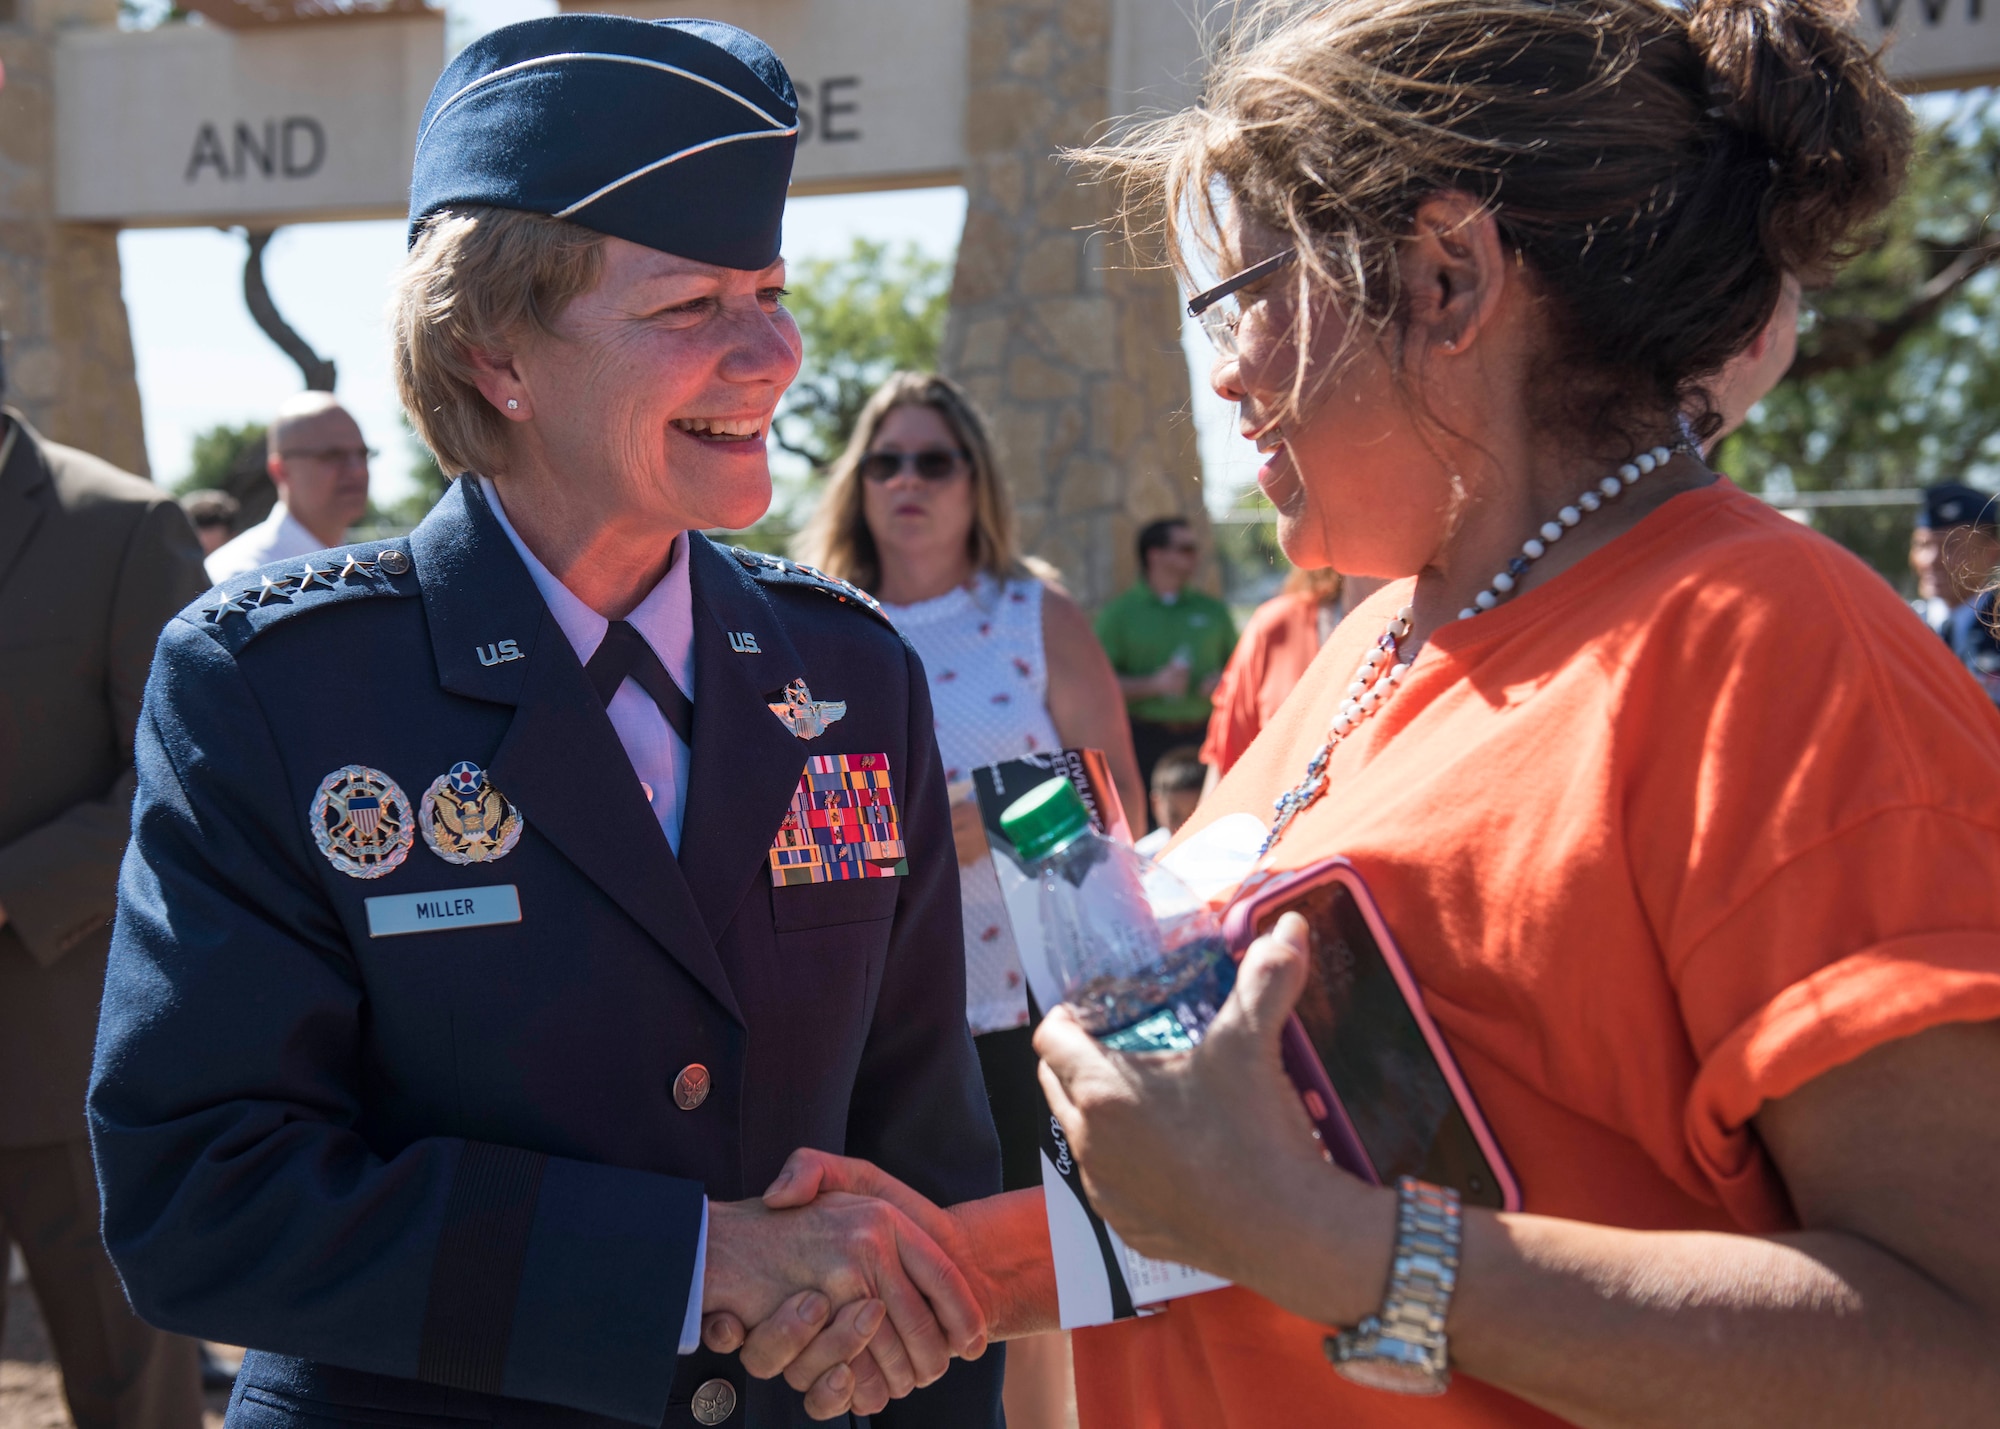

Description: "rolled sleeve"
1673 807 2000 1230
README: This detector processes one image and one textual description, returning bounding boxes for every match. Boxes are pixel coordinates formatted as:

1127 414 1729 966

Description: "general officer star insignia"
767 679 847 740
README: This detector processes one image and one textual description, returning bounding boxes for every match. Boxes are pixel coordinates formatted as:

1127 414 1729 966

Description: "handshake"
697 1149 1054 1420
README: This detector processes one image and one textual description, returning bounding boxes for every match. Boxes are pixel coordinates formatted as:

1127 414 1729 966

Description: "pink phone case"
1222 857 1522 1211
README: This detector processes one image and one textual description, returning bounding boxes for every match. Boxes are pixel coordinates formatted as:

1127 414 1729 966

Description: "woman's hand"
949 797 990 868
704 1154 1058 1419
700 1191 989 1418
1034 913 1396 1327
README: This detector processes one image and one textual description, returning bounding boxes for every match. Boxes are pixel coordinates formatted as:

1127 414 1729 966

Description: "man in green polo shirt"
1096 517 1237 819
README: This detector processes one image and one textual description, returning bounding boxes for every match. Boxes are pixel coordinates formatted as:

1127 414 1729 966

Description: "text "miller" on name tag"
365 884 521 938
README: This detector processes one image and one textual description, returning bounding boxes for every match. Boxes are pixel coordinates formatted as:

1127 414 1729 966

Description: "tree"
177 422 265 496
772 238 951 471
1718 90 2000 582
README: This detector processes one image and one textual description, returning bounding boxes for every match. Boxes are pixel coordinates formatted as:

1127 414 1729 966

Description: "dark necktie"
584 620 694 746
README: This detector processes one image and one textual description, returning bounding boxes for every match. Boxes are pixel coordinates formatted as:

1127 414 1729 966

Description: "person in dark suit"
0 400 208 1429
89 16 1001 1429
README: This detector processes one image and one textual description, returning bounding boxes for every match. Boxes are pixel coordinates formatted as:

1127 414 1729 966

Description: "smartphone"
1223 858 1521 1211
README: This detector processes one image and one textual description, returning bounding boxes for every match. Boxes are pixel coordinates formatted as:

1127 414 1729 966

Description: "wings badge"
767 679 847 740
768 752 906 886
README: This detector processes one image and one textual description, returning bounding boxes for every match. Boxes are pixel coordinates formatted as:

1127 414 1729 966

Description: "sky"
117 0 1259 516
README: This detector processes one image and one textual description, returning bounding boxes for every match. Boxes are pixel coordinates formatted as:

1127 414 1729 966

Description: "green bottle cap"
998 777 1091 864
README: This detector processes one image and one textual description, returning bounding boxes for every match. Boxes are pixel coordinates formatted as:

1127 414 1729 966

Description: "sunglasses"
859 448 967 483
1186 247 1297 355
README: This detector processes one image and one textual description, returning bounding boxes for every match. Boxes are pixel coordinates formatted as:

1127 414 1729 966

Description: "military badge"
310 765 414 879
768 752 906 886
767 678 847 740
419 761 524 866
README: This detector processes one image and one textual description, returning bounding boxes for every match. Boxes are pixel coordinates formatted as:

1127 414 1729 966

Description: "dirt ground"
1 1278 229 1429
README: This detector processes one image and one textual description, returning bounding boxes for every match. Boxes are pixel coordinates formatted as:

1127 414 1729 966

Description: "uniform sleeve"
844 638 1005 1428
90 621 704 1426
0 497 206 965
1659 545 2000 1231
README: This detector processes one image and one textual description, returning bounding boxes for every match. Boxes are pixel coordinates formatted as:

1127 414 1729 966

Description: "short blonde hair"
794 372 1042 594
391 206 605 476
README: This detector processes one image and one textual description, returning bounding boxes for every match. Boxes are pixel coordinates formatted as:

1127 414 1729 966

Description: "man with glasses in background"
206 392 373 583
1095 517 1236 819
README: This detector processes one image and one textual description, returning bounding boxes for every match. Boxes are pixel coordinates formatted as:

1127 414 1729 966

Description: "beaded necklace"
1259 438 1697 856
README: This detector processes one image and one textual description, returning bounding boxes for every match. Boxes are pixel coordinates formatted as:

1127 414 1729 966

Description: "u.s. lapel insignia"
311 765 414 879
767 678 847 740
419 761 524 866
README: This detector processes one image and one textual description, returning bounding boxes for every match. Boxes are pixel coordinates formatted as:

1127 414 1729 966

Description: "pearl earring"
507 399 519 410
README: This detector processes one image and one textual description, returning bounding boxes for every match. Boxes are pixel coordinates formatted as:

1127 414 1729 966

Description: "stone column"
941 0 1207 610
0 0 150 476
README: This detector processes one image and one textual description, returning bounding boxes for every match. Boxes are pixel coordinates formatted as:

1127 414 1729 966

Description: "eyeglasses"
859 448 966 483
280 445 376 467
1186 247 1297 355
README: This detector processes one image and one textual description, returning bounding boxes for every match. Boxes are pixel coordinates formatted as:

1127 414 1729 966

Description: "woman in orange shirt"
1021 0 2000 1425
706 1 2000 1423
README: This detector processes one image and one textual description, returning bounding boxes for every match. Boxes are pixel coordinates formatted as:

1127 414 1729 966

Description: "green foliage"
1718 90 2000 585
727 237 951 549
773 238 951 472
176 422 266 497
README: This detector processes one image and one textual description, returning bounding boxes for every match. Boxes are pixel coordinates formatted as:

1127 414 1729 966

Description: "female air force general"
87 16 1002 1429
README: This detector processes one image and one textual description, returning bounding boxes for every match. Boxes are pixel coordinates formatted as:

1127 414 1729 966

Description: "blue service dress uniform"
89 476 1005 1429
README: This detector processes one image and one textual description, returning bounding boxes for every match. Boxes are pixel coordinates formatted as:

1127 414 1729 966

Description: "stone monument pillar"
0 0 150 475
941 0 1208 609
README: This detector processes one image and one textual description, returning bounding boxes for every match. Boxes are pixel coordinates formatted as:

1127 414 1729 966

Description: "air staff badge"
419 761 524 866
311 765 414 879
767 679 847 740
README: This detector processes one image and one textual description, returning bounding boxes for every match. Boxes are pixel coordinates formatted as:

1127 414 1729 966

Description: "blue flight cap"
408 14 798 270
1917 483 1998 532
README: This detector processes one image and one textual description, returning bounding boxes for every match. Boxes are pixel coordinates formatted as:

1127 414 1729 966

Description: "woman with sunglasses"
794 371 1139 1428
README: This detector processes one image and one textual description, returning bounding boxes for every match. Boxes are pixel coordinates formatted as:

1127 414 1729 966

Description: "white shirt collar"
478 476 695 696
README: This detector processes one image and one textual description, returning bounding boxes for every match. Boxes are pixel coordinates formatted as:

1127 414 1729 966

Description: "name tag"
365 884 521 938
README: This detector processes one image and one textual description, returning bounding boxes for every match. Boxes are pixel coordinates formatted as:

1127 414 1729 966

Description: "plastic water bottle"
999 777 1235 1052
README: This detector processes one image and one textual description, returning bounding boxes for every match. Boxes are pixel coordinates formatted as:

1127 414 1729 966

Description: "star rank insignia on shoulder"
195 543 418 647
727 545 890 624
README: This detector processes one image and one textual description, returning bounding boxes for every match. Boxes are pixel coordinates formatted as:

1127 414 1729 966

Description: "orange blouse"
1075 481 2000 1428
1200 591 1323 776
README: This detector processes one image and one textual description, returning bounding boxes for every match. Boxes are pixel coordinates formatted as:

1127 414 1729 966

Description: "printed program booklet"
970 750 1231 1328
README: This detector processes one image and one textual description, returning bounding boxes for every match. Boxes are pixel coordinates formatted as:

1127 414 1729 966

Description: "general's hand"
707 1154 1055 1419
1033 913 1395 1325
701 1192 987 1416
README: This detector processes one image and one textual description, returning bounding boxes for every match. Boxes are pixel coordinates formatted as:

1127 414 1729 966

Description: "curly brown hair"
1083 0 1912 457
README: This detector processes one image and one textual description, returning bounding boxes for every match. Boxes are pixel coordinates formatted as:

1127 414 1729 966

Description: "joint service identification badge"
311 765 414 879
768 752 906 885
420 761 524 866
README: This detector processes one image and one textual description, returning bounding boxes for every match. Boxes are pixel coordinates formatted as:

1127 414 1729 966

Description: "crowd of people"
4 2 2000 1428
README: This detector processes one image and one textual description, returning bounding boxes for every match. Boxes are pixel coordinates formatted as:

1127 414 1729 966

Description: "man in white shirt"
204 392 372 583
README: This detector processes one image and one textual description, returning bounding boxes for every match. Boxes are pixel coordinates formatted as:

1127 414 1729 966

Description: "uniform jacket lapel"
0 415 50 594
679 535 815 941
410 480 743 1025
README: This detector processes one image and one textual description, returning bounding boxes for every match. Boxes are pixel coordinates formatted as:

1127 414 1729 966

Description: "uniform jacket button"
691 1377 736 1424
673 1064 711 1111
